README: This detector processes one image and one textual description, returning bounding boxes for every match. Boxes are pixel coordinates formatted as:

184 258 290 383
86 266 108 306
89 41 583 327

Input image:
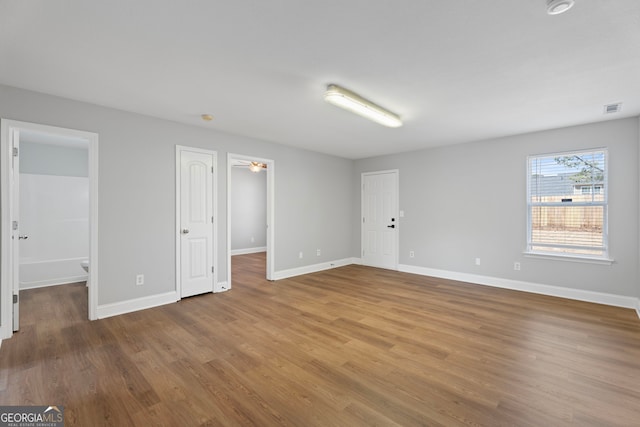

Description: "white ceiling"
1 1 638 159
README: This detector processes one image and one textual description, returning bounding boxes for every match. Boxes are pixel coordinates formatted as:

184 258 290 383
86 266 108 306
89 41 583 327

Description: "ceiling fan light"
546 0 575 15
249 162 263 173
324 84 402 128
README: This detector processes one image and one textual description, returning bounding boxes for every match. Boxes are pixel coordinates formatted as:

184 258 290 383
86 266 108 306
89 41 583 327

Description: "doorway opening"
1 120 99 339
227 153 274 288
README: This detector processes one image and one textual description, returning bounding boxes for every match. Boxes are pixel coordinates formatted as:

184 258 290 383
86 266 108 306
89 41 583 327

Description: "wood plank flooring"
1 253 640 426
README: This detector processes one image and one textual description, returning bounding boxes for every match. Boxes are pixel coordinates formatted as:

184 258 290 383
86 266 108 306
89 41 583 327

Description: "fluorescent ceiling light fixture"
546 0 575 15
324 84 402 128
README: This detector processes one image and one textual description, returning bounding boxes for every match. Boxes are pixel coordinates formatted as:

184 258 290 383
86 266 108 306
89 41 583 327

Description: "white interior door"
11 129 20 331
180 149 214 297
362 170 398 270
2 120 98 338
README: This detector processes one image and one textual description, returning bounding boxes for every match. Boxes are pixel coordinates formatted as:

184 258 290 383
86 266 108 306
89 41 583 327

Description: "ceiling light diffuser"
324 84 402 128
546 0 575 15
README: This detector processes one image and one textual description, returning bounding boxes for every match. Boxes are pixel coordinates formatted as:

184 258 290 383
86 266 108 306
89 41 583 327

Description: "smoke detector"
546 0 575 15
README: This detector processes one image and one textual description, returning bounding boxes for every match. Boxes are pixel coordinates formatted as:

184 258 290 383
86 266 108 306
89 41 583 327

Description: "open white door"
361 170 399 270
178 147 216 298
10 128 20 331
1 120 99 339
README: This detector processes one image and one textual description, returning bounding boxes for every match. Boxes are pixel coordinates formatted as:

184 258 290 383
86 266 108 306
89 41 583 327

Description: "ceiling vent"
603 103 622 114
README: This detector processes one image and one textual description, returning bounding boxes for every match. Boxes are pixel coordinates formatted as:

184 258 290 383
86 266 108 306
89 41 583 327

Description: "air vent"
603 103 622 114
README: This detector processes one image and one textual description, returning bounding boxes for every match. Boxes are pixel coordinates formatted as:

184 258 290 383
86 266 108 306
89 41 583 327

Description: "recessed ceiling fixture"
603 103 622 114
546 0 575 15
201 114 214 121
324 84 402 128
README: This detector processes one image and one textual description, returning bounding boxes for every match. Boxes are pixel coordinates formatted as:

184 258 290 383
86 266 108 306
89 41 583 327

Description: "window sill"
523 252 614 265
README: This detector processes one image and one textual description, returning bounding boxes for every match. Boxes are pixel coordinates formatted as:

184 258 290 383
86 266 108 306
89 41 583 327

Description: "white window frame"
526 148 612 263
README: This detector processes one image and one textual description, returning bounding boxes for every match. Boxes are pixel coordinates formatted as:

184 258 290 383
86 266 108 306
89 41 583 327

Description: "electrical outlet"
299 251 303 259
475 258 481 266
136 274 144 286
409 251 415 258
316 249 321 256
514 262 521 271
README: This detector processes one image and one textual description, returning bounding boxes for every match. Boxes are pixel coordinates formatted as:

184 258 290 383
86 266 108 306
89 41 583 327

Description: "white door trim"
227 153 275 289
361 169 400 270
1 119 99 339
175 145 218 296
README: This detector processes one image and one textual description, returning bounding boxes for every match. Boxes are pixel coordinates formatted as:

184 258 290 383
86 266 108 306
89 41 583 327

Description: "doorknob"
19 235 28 240
387 225 395 228
181 229 190 234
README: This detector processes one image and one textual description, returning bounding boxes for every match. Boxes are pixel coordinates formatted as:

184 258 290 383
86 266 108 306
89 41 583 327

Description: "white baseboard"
96 291 178 319
20 275 88 290
231 247 267 256
20 257 88 289
273 257 357 280
214 281 229 293
398 263 639 312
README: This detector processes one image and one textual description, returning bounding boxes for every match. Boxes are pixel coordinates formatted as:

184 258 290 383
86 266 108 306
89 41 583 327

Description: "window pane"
530 205 603 255
528 149 607 257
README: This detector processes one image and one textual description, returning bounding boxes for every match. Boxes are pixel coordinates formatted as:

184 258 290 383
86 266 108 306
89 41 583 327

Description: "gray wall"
230 167 266 250
20 142 88 177
0 84 354 306
1 83 637 313
354 117 640 299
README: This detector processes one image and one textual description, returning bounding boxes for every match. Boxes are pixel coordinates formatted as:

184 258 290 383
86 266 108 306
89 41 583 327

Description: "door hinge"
211 266 214 273
211 166 214 173
363 217 365 223
12 147 18 157
12 221 18 231
211 216 214 223
13 294 18 303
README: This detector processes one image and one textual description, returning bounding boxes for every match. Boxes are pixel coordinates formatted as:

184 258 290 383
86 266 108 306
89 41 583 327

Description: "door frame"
175 145 218 296
1 119 99 339
227 153 275 288
361 169 400 270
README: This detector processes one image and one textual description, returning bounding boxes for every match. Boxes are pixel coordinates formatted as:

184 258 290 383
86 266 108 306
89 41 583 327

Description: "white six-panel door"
179 149 214 297
362 170 398 270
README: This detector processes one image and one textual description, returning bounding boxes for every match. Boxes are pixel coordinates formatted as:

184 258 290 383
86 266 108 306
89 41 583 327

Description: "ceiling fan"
231 159 267 173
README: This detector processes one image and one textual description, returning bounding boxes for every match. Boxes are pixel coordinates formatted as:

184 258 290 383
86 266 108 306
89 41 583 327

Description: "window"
527 149 607 258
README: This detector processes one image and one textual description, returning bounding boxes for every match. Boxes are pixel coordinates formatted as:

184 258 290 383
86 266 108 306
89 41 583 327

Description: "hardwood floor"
1 253 640 426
